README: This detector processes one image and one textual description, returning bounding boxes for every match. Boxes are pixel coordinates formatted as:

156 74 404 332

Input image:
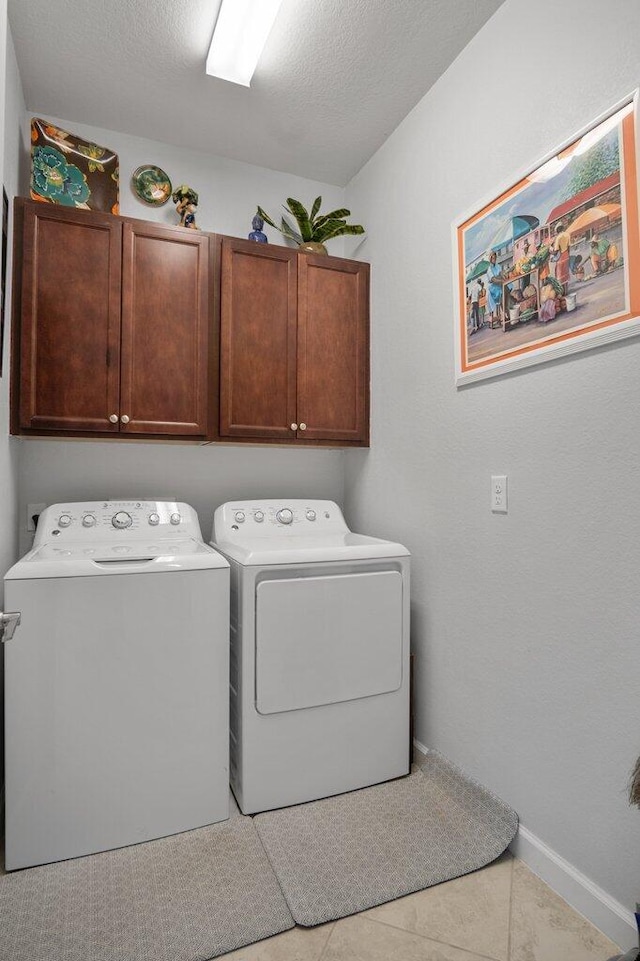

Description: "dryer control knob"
254 510 264 522
170 512 181 525
82 514 97 528
148 512 160 526
276 508 294 525
58 513 72 528
112 511 132 529
234 511 246 523
305 509 317 521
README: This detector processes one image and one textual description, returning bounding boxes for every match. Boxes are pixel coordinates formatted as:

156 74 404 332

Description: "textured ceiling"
8 0 503 186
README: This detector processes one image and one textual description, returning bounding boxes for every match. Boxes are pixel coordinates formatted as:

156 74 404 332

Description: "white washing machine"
3 500 230 870
211 499 410 814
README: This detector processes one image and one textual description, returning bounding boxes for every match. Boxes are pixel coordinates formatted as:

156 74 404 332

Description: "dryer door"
255 570 403 715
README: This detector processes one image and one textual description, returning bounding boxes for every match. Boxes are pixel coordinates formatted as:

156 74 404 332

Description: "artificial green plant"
256 197 364 247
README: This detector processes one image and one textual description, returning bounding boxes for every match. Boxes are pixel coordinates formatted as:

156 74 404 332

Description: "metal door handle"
0 611 21 643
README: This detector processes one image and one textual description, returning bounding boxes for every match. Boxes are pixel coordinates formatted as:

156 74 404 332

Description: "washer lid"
5 537 229 580
213 531 409 565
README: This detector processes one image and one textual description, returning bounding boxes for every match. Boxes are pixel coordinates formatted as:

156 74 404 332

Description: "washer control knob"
58 513 72 528
148 512 160 526
112 511 132 529
254 510 264 523
276 508 294 525
170 512 181 526
305 509 317 521
234 510 246 523
82 514 97 528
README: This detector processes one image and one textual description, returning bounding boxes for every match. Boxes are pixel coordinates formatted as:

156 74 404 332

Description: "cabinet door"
297 254 369 443
120 222 210 436
18 204 122 432
219 238 297 439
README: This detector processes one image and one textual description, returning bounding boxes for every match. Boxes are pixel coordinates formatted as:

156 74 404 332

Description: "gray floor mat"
0 816 294 961
254 751 518 926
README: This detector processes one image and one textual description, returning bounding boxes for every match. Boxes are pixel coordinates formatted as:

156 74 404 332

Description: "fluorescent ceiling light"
206 0 284 86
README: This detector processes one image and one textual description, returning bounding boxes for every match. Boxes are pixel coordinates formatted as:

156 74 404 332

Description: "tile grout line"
316 921 336 961
359 911 507 961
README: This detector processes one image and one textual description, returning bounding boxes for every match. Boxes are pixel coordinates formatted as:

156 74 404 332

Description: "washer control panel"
35 501 201 547
213 499 350 540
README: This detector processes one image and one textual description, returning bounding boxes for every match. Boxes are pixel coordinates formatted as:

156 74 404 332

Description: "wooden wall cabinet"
218 236 369 446
11 203 369 447
12 200 212 438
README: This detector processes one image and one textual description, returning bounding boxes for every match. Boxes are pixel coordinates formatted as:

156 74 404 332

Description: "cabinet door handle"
290 423 298 431
299 423 307 431
120 414 130 424
109 414 118 424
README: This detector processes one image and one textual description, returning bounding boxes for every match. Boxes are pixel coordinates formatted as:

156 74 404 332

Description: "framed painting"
454 93 640 385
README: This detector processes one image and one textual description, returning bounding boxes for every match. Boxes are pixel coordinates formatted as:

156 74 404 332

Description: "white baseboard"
511 824 637 951
411 740 636 951
413 737 429 756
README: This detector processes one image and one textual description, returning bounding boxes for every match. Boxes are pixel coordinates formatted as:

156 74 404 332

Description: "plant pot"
298 242 328 255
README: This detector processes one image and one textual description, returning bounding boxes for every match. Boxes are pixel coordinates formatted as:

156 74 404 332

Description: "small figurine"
248 213 268 243
172 184 199 229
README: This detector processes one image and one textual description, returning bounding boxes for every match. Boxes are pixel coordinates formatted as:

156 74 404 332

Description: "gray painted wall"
345 0 640 925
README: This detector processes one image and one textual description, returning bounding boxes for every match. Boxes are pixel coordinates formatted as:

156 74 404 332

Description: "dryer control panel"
213 499 350 539
35 501 202 546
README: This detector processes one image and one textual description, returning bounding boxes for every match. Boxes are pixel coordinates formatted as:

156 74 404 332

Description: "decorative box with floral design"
30 117 119 214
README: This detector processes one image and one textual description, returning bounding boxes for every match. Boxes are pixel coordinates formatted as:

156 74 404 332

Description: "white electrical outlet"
27 503 46 532
491 476 508 513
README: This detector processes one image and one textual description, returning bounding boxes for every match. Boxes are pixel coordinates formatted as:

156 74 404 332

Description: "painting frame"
453 91 640 386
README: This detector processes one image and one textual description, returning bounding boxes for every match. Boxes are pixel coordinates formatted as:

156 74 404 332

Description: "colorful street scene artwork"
456 101 640 381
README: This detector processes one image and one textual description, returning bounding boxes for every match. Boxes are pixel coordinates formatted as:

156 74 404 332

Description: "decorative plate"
30 117 119 214
131 165 172 206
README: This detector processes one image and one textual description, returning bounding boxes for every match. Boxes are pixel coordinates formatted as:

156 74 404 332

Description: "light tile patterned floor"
218 852 621 961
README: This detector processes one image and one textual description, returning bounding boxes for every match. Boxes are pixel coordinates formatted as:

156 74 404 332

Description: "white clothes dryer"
211 499 410 814
3 500 230 870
